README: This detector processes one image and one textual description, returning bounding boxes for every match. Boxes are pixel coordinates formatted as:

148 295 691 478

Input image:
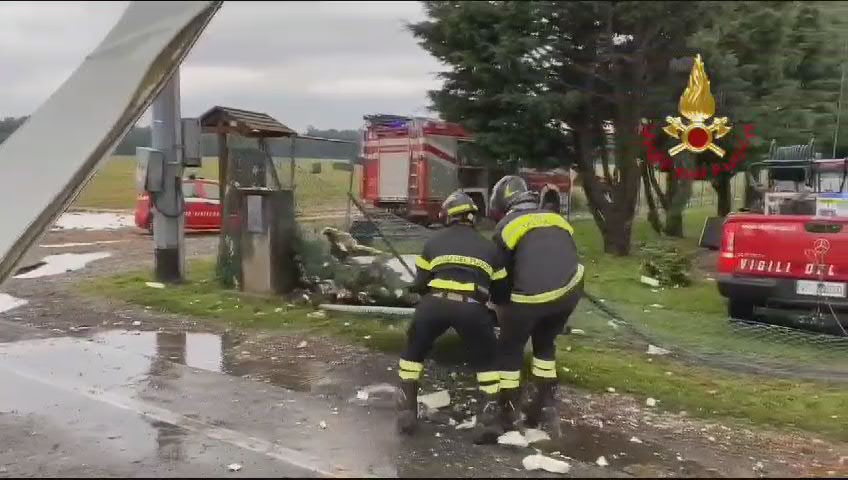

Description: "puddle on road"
88 330 325 392
51 212 134 231
0 293 28 314
13 252 113 279
40 240 127 248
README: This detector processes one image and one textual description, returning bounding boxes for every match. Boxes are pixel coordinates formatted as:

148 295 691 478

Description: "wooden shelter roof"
199 106 297 138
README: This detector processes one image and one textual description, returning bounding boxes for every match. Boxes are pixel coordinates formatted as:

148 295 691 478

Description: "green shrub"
639 241 692 287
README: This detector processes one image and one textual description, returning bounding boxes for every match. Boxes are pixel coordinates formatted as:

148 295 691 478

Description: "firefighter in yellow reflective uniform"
396 191 509 444
488 175 584 439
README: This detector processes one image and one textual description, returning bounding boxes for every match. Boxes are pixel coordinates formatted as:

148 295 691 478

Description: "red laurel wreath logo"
640 123 755 180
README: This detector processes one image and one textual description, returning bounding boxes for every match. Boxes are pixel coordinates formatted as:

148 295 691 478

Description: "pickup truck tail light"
717 223 738 273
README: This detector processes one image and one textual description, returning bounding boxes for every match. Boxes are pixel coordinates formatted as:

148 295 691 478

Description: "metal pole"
151 70 185 282
833 41 847 158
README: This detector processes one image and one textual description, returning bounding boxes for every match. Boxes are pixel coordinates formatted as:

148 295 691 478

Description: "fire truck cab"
359 114 571 225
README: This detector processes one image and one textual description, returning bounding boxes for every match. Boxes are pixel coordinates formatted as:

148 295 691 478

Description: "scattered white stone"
307 310 327 319
640 276 660 287
319 421 327 429
297 340 308 349
596 456 609 467
650 304 664 308
419 390 451 410
630 436 643 444
435 432 442 438
227 463 242 472
356 390 370 401
565 346 572 352
522 454 570 474
274 307 283 313
607 387 616 393
607 320 619 330
524 428 551 444
561 367 571 373
145 282 166 289
753 461 764 471
448 417 457 426
344 322 351 326
646 398 658 407
647 345 671 356
363 335 372 340
708 436 716 442
498 431 529 447
456 416 477 430
132 321 141 327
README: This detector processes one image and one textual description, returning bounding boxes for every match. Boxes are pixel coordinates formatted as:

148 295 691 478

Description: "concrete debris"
522 454 570 474
297 341 308 349
630 437 643 444
561 367 571 373
754 461 764 471
274 307 283 313
524 428 551 444
607 387 616 393
131 321 141 327
650 303 664 308
607 320 619 330
456 416 477 430
646 398 658 407
448 417 457 426
571 329 585 335
498 431 529 447
145 282 166 289
435 432 442 438
307 310 327 319
319 421 328 429
708 436 716 442
419 390 451 410
227 463 242 472
356 390 370 401
647 345 671 356
640 275 660 287
363 335 372 340
596 456 609 467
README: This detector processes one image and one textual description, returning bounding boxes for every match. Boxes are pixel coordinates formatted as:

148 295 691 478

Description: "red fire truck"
359 114 572 225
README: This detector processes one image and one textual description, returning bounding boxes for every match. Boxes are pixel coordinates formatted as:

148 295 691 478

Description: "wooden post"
289 136 296 190
217 120 228 205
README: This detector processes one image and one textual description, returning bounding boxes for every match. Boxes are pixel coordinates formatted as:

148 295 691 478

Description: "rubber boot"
498 387 521 432
396 381 419 435
523 379 561 439
472 393 502 445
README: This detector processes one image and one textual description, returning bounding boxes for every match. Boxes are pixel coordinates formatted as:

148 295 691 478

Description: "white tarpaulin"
0 1 221 285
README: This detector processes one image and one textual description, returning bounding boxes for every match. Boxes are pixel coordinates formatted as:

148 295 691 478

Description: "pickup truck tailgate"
720 214 848 282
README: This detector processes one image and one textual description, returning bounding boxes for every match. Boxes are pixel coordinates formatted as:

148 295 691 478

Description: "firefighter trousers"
399 294 500 394
497 281 584 391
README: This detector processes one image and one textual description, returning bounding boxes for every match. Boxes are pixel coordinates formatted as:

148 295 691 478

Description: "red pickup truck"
135 176 221 233
717 158 848 323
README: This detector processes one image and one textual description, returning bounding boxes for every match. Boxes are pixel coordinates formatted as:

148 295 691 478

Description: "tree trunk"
640 161 663 234
713 174 732 216
663 155 693 237
602 210 633 255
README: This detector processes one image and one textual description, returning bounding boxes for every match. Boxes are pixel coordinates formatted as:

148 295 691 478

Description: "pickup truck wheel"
727 298 755 320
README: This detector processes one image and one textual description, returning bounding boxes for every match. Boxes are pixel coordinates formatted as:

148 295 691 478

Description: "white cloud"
1 1 444 130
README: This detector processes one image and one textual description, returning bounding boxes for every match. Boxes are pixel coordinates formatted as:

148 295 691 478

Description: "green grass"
74 155 360 211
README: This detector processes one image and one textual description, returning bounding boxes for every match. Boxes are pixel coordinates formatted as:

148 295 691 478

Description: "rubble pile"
291 225 420 308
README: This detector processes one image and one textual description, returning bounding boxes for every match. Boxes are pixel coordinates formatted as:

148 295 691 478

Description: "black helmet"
539 183 561 212
440 190 478 225
489 175 537 221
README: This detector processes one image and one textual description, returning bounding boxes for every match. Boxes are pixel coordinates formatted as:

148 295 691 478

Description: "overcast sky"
0 1 443 131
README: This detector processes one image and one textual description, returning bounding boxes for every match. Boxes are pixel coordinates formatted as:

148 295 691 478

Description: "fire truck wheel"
727 298 755 321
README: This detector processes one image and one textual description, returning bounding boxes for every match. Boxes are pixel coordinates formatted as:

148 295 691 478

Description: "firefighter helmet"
440 190 478 225
489 175 537 221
